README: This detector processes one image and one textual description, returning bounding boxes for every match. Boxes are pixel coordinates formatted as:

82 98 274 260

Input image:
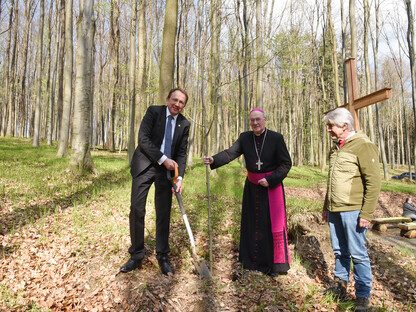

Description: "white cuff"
158 155 167 165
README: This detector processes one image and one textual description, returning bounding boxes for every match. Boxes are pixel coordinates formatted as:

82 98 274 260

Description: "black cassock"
210 129 292 274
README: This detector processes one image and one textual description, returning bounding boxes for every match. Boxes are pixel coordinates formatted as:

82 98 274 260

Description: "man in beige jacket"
322 108 381 312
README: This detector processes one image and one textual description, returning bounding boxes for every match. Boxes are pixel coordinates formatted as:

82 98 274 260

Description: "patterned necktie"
164 115 173 158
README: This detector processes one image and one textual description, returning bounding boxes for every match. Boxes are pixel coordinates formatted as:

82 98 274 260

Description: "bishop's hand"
258 178 269 188
203 156 213 165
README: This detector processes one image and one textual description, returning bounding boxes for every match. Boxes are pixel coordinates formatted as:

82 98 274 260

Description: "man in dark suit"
120 88 190 275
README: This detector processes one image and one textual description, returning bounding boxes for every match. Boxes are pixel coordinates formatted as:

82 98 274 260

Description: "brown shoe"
355 297 370 312
324 277 347 300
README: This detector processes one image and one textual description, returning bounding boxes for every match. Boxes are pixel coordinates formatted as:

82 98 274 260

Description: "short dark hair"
167 88 188 104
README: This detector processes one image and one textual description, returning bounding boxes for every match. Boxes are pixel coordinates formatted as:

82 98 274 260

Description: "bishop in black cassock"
204 108 292 275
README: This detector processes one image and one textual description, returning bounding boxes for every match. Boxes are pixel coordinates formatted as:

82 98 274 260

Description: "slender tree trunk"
15 1 35 138
90 28 96 149
210 0 221 152
159 0 178 104
187 1 204 166
46 0 58 145
33 0 45 147
2 0 15 136
108 0 120 152
9 2 18 136
256 0 264 109
340 0 348 103
405 0 416 179
55 0 65 142
135 0 147 145
363 0 375 141
69 0 95 173
128 0 137 165
349 0 357 59
241 0 250 131
370 0 389 179
57 0 73 157
328 0 341 107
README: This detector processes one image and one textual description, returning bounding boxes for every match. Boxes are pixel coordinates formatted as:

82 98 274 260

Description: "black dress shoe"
120 258 142 273
158 257 173 275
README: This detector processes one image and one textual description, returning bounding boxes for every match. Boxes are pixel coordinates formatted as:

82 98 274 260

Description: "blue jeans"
328 210 372 298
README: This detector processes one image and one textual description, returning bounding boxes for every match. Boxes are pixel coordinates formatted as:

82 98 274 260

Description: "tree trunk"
45 0 59 145
210 0 221 153
2 0 15 137
349 0 357 59
33 0 45 147
57 0 73 157
187 0 204 166
363 0 375 142
55 0 66 143
256 0 264 109
108 0 121 152
15 1 35 138
128 0 137 165
136 0 147 137
327 0 341 107
239 0 250 132
159 0 178 104
371 0 389 179
69 0 95 173
405 0 416 179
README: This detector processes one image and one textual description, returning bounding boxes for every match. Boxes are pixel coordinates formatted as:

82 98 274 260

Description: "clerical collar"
254 128 266 137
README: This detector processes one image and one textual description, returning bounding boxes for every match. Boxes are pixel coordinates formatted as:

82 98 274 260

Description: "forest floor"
2 184 416 312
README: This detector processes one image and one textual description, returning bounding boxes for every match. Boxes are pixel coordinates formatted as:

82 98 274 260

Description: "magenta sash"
247 171 290 264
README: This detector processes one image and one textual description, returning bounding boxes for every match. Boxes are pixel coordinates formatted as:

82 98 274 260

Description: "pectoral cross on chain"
256 159 263 170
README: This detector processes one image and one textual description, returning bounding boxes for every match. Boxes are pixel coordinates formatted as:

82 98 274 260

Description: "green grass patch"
0 137 130 236
285 166 328 188
381 179 416 194
1 138 415 311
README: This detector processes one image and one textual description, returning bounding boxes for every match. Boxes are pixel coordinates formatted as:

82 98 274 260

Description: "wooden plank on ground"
398 222 416 230
371 217 413 224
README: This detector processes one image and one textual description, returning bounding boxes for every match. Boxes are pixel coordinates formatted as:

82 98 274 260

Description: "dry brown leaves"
1 188 416 311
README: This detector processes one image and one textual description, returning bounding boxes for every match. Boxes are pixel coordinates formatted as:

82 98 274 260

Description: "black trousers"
128 165 173 261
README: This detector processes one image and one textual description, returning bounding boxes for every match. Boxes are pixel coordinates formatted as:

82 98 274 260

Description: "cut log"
372 223 388 232
371 217 413 224
400 229 416 238
398 222 416 231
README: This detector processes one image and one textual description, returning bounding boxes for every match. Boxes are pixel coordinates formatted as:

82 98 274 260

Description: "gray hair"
323 107 355 131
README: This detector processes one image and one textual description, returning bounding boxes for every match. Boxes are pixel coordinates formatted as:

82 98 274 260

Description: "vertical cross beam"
345 58 360 129
326 58 391 131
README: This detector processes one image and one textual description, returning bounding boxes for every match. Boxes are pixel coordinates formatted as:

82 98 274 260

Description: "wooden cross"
327 58 391 130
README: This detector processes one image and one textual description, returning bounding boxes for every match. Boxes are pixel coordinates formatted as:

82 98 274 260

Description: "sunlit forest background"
0 0 415 178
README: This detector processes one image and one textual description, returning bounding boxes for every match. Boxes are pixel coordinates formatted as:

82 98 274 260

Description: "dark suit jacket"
130 105 190 178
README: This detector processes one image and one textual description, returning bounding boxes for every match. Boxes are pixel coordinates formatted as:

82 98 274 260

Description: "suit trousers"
129 165 173 261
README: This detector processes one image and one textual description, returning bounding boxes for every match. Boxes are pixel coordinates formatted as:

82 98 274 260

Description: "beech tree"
159 0 178 104
33 0 45 147
128 0 137 165
69 0 95 173
0 0 414 176
57 0 73 157
405 0 416 177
